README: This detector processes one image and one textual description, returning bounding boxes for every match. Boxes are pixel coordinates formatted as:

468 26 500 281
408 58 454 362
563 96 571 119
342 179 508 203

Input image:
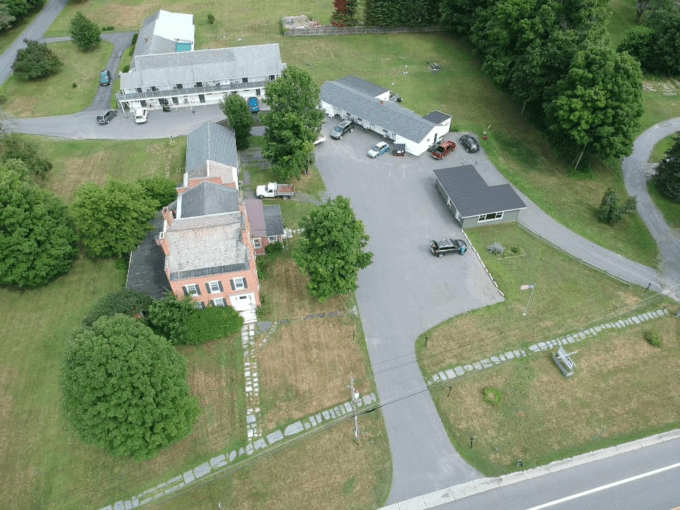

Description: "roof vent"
381 101 385 105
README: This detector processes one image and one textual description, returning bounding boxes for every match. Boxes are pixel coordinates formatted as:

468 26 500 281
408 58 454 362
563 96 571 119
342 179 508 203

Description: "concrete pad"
454 366 465 376
254 438 267 450
445 369 456 379
210 454 227 468
284 421 304 436
194 462 211 478
183 470 194 484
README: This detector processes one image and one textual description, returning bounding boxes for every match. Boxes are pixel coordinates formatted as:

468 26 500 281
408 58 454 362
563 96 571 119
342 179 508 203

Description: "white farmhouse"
320 76 452 156
116 11 285 112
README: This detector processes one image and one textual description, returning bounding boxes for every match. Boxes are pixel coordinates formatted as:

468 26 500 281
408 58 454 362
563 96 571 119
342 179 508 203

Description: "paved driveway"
315 124 503 503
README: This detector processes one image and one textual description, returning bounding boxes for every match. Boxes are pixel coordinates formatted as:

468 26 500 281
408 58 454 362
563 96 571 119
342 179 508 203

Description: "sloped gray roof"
264 205 284 236
433 166 527 217
122 44 284 90
423 110 451 125
337 76 389 98
126 214 171 299
244 199 266 238
178 181 239 218
321 81 438 143
186 122 238 173
134 12 175 59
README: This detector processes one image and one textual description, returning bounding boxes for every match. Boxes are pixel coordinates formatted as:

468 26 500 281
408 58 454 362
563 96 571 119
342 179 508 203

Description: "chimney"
381 100 385 105
162 207 173 226
156 231 170 255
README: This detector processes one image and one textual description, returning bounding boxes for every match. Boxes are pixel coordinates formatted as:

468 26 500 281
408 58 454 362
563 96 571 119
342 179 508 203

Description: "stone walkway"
242 323 262 441
426 309 671 387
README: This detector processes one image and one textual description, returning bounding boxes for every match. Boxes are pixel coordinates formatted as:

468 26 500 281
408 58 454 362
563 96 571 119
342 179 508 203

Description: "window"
268 236 278 243
256 88 261 96
198 94 206 103
195 82 202 87
136 88 142 93
206 280 223 294
151 86 158 92
479 212 503 222
253 238 262 249
212 298 226 307
269 74 275 81
172 97 179 105
242 77 248 84
194 301 205 310
183 283 200 296
231 277 247 291
176 84 183 89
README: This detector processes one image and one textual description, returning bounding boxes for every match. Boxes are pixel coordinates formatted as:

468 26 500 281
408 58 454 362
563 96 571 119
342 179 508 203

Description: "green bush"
131 33 138 45
72 82 77 88
12 39 62 81
644 330 662 347
482 386 504 406
207 13 215 24
1 133 53 178
82 288 153 327
147 294 197 344
0 93 7 105
265 241 285 254
185 306 244 345
122 64 129 73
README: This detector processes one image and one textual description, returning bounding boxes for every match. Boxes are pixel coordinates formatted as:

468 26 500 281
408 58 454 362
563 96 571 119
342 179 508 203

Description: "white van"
134 108 148 124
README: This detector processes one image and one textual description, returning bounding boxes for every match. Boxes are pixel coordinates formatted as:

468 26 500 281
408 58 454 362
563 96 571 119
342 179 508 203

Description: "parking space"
315 119 502 501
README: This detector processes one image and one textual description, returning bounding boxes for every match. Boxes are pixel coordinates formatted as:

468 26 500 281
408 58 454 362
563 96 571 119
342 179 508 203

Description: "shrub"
12 39 62 81
122 64 129 73
265 241 285 254
207 13 215 24
644 330 662 347
482 386 504 406
82 288 153 327
147 294 197 344
69 12 101 51
0 93 7 105
102 25 114 31
487 241 505 255
71 82 77 88
1 133 53 178
185 305 244 344
507 245 521 255
131 33 138 45
137 175 178 209
598 188 637 225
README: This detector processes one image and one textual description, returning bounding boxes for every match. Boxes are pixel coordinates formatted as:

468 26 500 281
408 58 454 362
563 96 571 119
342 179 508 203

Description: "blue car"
99 69 111 86
248 97 259 112
367 141 389 158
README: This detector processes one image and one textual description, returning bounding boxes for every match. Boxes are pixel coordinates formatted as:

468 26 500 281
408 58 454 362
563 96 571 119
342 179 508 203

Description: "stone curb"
460 229 504 298
380 428 680 510
99 393 379 510
426 309 669 387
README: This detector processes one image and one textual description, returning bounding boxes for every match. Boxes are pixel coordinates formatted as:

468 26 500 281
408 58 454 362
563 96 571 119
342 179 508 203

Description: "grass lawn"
647 180 680 229
430 315 679 476
417 223 670 377
30 135 187 202
161 414 391 510
649 134 677 163
607 0 637 48
641 89 680 131
0 41 113 117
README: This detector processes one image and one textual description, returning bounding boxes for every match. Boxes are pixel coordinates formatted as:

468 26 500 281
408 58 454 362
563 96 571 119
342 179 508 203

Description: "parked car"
459 134 480 153
256 182 295 199
330 120 354 140
134 108 148 124
314 135 326 145
96 109 117 125
99 69 111 86
430 238 467 257
248 97 259 112
367 141 389 158
431 141 456 160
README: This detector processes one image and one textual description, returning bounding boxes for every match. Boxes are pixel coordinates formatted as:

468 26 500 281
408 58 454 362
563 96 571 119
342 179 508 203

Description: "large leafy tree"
12 39 62 80
441 0 497 38
262 65 324 180
137 176 178 209
654 134 680 202
1 133 53 178
0 3 16 31
62 314 200 460
69 12 101 51
71 179 158 258
544 43 643 170
294 196 373 301
220 94 253 150
0 161 78 287
147 293 197 345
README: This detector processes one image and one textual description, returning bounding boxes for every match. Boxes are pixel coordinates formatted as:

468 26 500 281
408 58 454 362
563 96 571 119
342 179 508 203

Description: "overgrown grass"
647 180 680 229
416 223 670 377
430 316 679 476
641 91 680 131
32 135 187 202
607 0 637 48
0 41 113 117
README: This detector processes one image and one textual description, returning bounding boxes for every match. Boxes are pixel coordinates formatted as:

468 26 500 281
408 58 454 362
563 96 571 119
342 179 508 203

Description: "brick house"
244 199 284 255
158 181 260 323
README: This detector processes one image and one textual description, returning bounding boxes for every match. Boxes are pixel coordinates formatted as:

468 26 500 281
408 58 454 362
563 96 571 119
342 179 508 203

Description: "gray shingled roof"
433 166 527 217
186 122 238 173
178 181 239 218
122 44 284 90
422 110 452 125
126 214 171 299
244 199 266 238
321 81 438 143
133 12 175 60
337 76 389 98
264 205 284 237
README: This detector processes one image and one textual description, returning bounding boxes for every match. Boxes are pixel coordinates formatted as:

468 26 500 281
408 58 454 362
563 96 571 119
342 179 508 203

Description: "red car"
432 141 456 159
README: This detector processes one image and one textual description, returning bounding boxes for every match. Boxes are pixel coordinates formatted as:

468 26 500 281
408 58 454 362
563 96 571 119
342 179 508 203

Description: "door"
230 293 256 311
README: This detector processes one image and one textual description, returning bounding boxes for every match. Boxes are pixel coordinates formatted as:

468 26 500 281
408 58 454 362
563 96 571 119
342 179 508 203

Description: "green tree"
545 43 643 170
137 175 178 208
0 161 78 287
61 314 200 460
69 11 101 51
294 196 373 301
82 288 154 327
654 134 680 202
598 187 637 224
147 293 197 344
1 133 53 178
71 179 158 258
263 65 324 180
441 0 496 38
12 39 62 80
0 3 16 31
186 305 244 344
220 94 253 150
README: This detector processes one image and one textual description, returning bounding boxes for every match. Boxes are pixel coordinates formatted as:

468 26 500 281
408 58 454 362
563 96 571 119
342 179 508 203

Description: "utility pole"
349 374 360 443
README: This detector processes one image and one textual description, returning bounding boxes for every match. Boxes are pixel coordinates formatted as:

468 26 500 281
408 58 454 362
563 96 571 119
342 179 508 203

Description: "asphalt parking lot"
315 120 503 502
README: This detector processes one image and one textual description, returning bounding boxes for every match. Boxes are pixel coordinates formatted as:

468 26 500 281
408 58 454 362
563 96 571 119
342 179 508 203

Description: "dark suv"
99 69 111 86
97 109 117 125
331 120 354 139
430 238 467 257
